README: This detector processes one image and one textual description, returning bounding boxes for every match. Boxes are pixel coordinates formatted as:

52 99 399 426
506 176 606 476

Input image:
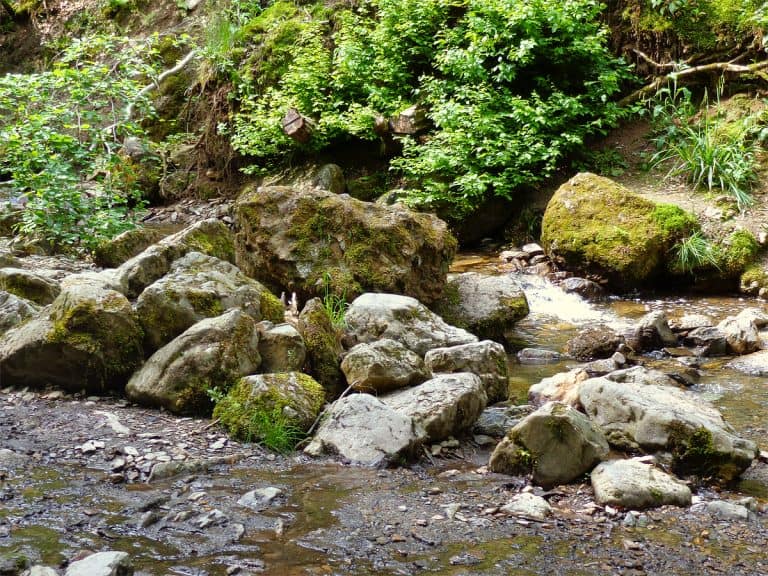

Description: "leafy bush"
224 0 631 216
0 34 162 252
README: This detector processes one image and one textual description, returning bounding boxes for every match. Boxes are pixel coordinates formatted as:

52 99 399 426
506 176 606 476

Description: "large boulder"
489 401 609 488
304 394 424 465
0 291 38 335
432 273 529 346
234 185 456 305
528 368 590 407
257 322 307 373
125 310 261 415
591 459 692 510
341 338 428 394
579 378 758 481
541 173 693 288
424 340 509 404
135 252 284 352
214 372 325 441
345 293 477 357
717 311 761 355
0 268 60 305
93 226 167 268
297 298 344 397
110 219 235 299
382 373 487 442
565 325 623 361
0 276 143 393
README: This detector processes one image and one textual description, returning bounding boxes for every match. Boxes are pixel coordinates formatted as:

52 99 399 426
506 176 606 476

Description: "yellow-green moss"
182 227 235 264
716 229 760 276
0 273 59 306
260 289 286 323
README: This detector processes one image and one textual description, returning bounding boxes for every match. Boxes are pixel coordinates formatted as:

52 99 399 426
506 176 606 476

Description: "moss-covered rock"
541 173 693 289
93 226 168 268
0 290 38 335
0 268 60 305
432 273 529 347
213 372 325 444
136 251 284 353
126 309 261 415
0 275 143 393
341 338 429 394
297 297 344 398
234 185 457 305
740 262 768 297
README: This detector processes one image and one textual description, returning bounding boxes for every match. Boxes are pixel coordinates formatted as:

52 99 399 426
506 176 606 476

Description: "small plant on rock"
671 231 720 274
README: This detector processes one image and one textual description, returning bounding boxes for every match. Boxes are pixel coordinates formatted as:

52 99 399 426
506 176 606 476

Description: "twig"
306 382 356 436
124 49 198 120
203 417 221 431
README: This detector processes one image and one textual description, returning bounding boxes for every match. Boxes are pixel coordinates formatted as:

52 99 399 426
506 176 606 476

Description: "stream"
1 254 767 575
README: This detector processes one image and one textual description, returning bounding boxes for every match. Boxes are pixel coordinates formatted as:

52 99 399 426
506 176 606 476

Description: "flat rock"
726 349 768 376
500 492 552 520
64 551 132 576
342 338 428 394
424 340 509 403
591 459 691 510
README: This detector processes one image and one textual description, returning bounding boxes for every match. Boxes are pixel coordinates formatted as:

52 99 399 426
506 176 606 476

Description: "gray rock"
432 273 529 346
500 493 552 520
311 164 346 195
345 293 477 357
735 307 768 328
424 340 508 403
135 251 283 352
64 551 132 576
560 277 605 301
473 404 534 437
237 487 284 511
341 338 428 394
305 394 424 465
631 311 678 351
580 378 758 481
126 310 261 415
669 313 713 332
566 325 623 361
581 352 627 375
528 368 590 407
726 349 768 376
699 500 753 521
257 323 306 373
683 326 727 356
382 373 487 442
0 278 143 393
0 268 60 305
717 312 761 355
0 448 26 469
111 219 235 299
22 567 59 576
517 348 562 364
605 366 681 388
93 227 167 268
0 291 38 335
489 401 609 488
591 459 691 510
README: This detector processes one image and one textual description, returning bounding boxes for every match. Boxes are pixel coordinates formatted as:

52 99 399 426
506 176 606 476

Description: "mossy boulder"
432 273 529 347
136 251 284 353
0 268 60 305
93 226 168 268
214 372 325 442
489 401 609 489
740 262 768 297
341 338 429 394
579 378 758 482
234 185 457 305
125 309 261 415
297 298 344 398
110 219 235 299
541 173 693 288
0 275 143 393
0 291 38 335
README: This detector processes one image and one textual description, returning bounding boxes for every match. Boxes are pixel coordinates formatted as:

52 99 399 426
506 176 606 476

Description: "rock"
345 293 477 357
0 554 29 575
605 366 681 388
560 277 605 301
0 291 38 335
0 278 143 393
424 340 508 403
341 339 428 394
110 219 235 299
541 173 694 288
717 312 760 355
683 326 728 356
234 185 456 305
93 227 168 268
126 310 261 415
237 487 284 511
136 252 284 352
581 352 627 376
21 567 59 576
579 378 758 481
631 311 678 352
500 493 552 520
726 349 768 376
382 373 487 442
213 373 325 440
64 551 132 576
0 448 26 469
0 268 60 305
473 404 533 437
257 323 306 373
297 298 344 397
304 394 424 465
591 459 692 510
669 313 713 332
489 401 609 488
310 164 346 194
528 368 590 407
565 325 623 361
699 500 754 521
517 348 561 364
736 307 768 328
432 273 529 346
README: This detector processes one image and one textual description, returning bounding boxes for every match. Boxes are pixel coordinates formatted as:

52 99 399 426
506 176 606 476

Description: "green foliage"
321 272 349 329
0 34 162 252
671 231 720 274
223 0 631 216
649 81 759 211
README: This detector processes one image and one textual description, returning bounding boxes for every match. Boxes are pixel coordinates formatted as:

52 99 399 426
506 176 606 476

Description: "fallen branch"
620 57 768 106
124 49 198 120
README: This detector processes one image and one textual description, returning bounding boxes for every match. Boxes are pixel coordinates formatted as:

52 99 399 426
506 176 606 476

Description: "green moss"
666 423 742 482
651 203 699 239
260 289 286 323
716 229 760 276
0 272 58 305
182 227 235 263
740 263 768 292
